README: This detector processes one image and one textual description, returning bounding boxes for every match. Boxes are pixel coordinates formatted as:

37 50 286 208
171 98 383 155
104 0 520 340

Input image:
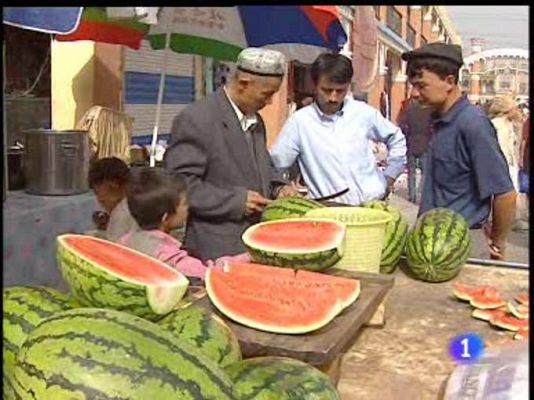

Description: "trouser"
407 153 427 204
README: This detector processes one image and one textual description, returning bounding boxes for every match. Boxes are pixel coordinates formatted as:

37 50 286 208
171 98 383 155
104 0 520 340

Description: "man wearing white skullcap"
164 48 299 261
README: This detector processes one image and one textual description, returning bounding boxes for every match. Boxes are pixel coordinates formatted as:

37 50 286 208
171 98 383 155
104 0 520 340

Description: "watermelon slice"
514 329 529 340
452 282 496 302
489 313 530 332
57 234 189 320
471 306 507 321
507 301 529 320
469 287 506 309
223 261 360 309
205 262 362 334
515 291 529 306
242 219 345 271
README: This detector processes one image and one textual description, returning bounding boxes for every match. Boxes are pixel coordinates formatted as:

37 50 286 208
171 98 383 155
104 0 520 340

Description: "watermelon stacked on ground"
242 219 345 271
57 234 189 320
225 356 341 400
206 261 360 334
157 304 242 368
405 208 471 282
11 308 237 399
261 196 325 222
3 286 79 398
360 200 408 273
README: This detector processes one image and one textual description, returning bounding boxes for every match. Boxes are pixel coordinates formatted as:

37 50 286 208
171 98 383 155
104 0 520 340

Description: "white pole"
149 30 171 167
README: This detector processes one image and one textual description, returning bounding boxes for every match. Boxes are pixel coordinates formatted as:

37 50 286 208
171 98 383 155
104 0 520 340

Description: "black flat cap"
401 43 464 67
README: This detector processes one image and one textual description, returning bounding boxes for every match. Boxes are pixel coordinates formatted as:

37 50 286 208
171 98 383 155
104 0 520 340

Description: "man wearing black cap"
402 43 517 260
164 48 298 261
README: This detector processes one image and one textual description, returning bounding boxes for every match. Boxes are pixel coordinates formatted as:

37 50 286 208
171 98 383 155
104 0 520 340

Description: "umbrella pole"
149 30 171 167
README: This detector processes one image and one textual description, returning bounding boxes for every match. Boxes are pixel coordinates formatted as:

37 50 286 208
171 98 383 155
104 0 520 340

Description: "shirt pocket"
432 156 467 189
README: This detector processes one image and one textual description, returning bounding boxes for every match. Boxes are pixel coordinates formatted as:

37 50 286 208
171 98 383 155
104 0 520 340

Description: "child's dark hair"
311 53 353 85
127 167 187 230
88 157 130 189
406 56 460 83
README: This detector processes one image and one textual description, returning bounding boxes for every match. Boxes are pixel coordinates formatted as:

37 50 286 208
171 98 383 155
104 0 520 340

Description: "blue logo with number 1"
449 333 485 364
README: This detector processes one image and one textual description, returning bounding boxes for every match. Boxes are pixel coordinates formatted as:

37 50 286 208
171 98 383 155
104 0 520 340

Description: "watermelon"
242 219 345 271
514 329 528 340
507 301 529 320
57 234 189 320
471 307 507 321
469 287 506 310
157 304 242 368
224 261 360 309
515 292 529 306
3 286 78 398
261 196 325 222
225 356 341 400
489 313 530 332
11 308 236 399
405 208 471 283
452 282 495 302
206 262 360 334
360 200 408 273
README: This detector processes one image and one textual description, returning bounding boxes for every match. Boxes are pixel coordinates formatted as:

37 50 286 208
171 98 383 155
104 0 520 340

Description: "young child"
88 157 139 241
118 167 249 282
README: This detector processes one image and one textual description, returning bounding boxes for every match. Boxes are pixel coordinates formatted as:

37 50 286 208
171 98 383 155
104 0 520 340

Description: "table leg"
316 354 342 387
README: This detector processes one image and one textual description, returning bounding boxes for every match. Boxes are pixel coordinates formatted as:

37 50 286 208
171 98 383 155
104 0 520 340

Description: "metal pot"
24 129 90 196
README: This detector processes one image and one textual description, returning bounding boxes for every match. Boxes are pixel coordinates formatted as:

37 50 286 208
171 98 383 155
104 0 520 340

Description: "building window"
386 6 402 37
407 24 416 48
373 6 380 19
499 81 511 90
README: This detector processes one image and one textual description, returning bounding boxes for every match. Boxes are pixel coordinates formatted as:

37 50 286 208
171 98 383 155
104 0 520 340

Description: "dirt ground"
336 264 529 399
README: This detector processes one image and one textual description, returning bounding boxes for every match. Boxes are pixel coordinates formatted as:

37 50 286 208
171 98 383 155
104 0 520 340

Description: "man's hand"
483 223 505 260
276 182 301 198
245 191 270 216
383 176 396 199
92 211 110 231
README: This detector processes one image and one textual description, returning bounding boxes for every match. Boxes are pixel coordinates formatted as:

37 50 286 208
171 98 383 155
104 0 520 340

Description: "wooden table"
194 269 394 384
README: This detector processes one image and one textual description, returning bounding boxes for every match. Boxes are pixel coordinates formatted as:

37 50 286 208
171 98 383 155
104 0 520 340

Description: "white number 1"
461 338 471 358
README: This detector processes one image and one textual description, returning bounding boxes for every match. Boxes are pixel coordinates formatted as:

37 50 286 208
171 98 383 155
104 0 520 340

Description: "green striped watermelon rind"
157 304 242 368
406 208 471 283
57 234 189 320
225 356 341 400
242 219 345 272
361 200 409 273
261 197 325 222
12 308 237 400
3 286 79 398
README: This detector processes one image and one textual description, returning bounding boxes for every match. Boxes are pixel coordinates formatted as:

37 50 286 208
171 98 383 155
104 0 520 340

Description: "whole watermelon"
405 208 471 282
3 286 79 398
261 196 324 222
157 304 242 368
361 200 408 273
12 308 237 399
225 356 340 400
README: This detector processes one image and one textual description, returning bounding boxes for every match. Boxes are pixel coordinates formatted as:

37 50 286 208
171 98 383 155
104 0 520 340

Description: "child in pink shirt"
118 167 249 283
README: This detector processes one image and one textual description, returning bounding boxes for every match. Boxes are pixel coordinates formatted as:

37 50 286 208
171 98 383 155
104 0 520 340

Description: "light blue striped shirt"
270 97 407 205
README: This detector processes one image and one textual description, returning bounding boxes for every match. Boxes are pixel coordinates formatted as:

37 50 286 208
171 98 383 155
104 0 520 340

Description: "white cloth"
105 198 139 242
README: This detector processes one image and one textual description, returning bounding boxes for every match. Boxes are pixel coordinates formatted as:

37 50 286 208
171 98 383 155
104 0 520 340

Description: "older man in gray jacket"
164 48 298 261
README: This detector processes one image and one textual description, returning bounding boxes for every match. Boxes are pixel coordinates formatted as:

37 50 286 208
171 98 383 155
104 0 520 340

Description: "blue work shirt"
270 97 406 205
420 95 514 228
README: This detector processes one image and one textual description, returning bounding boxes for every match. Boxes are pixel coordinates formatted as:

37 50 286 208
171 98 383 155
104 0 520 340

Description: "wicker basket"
306 207 392 273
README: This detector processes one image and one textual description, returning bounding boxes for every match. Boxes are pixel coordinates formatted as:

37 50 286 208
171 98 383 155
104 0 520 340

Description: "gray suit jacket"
164 88 284 261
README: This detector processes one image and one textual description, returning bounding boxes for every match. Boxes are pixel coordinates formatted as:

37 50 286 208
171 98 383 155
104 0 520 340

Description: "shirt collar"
432 94 470 124
223 86 258 131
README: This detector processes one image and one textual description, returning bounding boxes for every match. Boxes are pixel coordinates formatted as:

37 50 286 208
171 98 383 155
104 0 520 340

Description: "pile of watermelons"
261 197 472 282
3 234 341 400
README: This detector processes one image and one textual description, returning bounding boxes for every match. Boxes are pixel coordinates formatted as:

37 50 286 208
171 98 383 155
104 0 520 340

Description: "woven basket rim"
306 207 392 226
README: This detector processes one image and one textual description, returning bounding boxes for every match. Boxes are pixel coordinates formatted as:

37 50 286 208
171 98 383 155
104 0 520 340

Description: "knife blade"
312 188 350 202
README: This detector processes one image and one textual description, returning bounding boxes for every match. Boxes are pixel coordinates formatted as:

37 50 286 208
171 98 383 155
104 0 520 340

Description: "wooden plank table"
194 269 394 383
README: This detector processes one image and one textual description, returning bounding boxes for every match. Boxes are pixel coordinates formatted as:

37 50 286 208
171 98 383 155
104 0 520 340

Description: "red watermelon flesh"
205 267 344 334
515 292 529 306
514 329 529 340
471 307 507 321
452 282 497 301
507 301 529 320
244 220 344 251
490 314 530 332
223 261 360 308
469 287 506 310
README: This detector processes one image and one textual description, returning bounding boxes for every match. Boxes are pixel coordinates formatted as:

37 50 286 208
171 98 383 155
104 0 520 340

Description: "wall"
4 97 51 146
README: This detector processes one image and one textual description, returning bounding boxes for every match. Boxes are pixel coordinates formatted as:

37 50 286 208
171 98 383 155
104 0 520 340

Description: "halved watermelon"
223 261 360 309
242 219 345 271
489 314 530 332
471 307 507 321
57 234 189 320
469 287 506 310
507 301 529 320
205 262 361 334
